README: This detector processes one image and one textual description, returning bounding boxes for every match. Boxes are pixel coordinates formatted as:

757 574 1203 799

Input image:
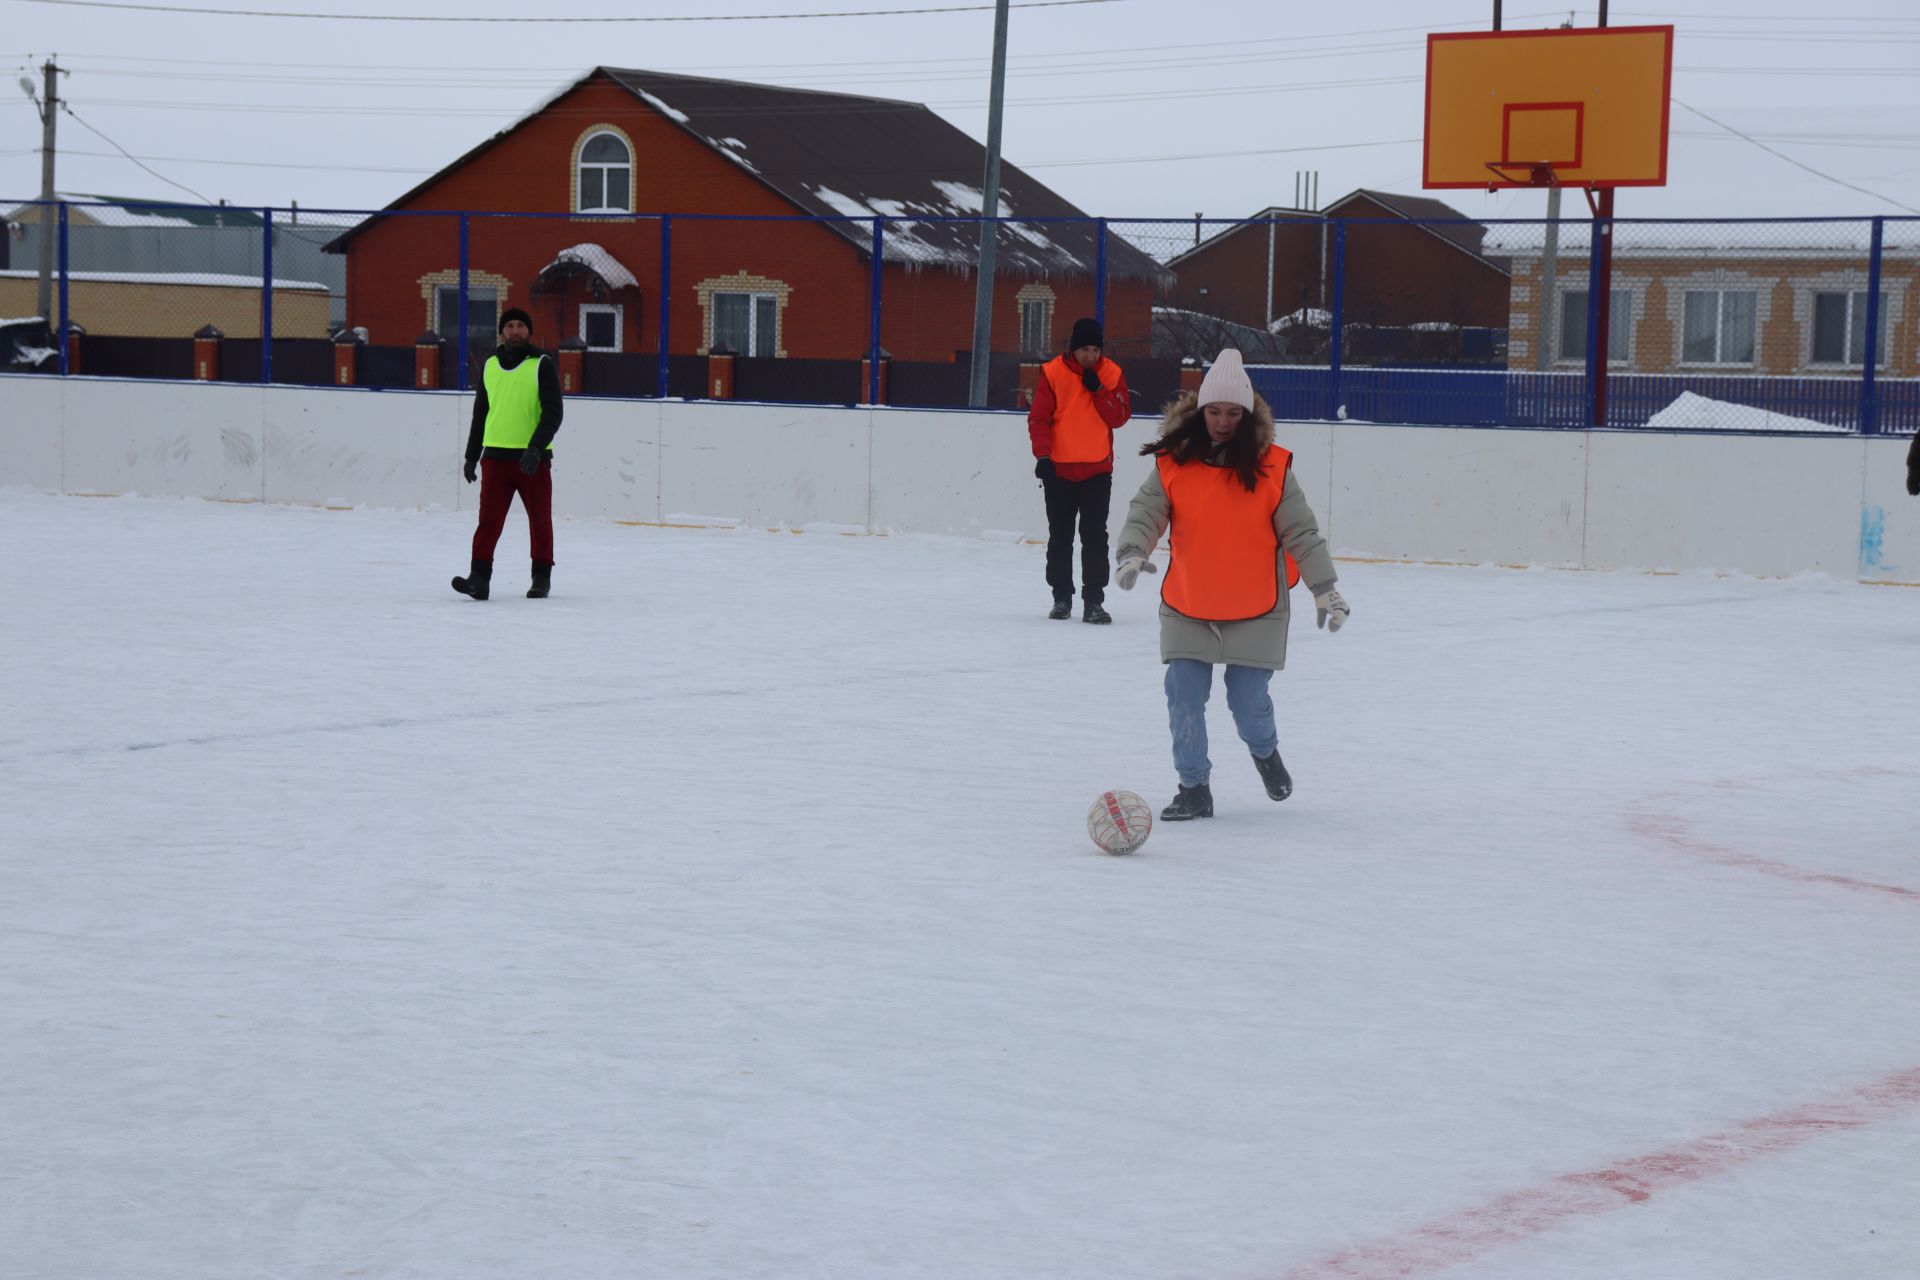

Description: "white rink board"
1585 433 1864 577
58 379 267 502
3 375 1914 583
1329 425 1588 567
659 401 870 530
1860 437 1919 583
262 385 464 513
0 373 64 491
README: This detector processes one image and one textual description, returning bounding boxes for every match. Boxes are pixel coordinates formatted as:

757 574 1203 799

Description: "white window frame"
579 303 622 352
576 130 633 215
1809 290 1887 368
711 290 779 358
1019 298 1051 356
1678 288 1758 367
1556 286 1633 365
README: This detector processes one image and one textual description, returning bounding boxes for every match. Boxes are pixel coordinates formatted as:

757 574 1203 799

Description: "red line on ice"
1627 811 1920 903
1279 1066 1920 1280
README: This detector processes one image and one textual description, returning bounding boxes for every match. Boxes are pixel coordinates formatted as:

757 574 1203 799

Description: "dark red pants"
472 457 554 564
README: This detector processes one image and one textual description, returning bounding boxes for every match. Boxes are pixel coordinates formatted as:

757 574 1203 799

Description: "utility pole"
965 0 1011 408
24 58 63 323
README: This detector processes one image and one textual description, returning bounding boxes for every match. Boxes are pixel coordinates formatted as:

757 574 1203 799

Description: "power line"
1671 98 1920 217
59 102 216 202
14 0 1122 21
11 72 1430 118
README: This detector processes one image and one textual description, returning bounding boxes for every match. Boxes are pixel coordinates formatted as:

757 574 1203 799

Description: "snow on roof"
538 243 640 291
1485 220 1920 258
634 88 690 125
1270 307 1332 332
929 181 985 215
0 269 328 290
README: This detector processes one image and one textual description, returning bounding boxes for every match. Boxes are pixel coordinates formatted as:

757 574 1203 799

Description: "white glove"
1314 588 1350 632
1115 556 1158 591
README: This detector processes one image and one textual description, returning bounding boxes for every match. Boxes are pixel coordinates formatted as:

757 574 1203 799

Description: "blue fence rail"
3 199 1915 436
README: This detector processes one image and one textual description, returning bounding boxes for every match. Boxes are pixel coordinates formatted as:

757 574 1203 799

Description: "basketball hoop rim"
1483 160 1566 190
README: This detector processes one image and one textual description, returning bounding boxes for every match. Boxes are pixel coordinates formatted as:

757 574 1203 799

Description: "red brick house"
1164 190 1511 348
325 67 1166 385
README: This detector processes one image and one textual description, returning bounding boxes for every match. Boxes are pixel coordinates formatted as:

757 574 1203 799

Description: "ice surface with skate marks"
2 490 1916 1280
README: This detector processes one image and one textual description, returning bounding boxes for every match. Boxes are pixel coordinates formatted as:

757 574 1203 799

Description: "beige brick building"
1487 224 1919 379
0 271 331 339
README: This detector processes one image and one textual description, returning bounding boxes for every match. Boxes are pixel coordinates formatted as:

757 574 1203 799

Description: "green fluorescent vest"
481 354 549 451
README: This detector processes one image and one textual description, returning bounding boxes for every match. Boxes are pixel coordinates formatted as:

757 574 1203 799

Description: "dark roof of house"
1336 189 1489 258
1166 189 1502 273
326 67 1167 283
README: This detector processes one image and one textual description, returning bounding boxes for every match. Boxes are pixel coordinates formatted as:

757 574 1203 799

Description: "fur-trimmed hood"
1155 389 1276 451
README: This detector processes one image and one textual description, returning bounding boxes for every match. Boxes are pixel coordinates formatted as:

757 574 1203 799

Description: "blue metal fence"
3 198 1914 436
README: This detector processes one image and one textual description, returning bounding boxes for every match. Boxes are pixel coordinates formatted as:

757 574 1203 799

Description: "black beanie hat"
1067 317 1103 351
499 307 533 334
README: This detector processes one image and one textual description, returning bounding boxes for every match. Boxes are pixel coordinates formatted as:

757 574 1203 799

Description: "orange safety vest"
1158 444 1299 622
1040 355 1123 464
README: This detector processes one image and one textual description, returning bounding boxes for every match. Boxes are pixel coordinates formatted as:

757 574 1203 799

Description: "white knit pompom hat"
1195 348 1254 410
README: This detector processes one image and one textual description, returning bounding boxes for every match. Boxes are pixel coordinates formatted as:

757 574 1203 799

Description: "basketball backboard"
1423 26 1674 190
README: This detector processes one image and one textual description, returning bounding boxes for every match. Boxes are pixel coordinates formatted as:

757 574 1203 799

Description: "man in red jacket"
1028 317 1132 623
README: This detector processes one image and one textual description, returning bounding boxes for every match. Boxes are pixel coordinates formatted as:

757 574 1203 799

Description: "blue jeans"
1164 659 1278 787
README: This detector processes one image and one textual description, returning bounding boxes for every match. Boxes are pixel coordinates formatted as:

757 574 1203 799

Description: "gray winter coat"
1115 392 1337 671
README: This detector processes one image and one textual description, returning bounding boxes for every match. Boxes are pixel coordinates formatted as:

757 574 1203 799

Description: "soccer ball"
1087 789 1153 856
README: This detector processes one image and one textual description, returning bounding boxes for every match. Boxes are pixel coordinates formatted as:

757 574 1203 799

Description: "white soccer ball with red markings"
1087 789 1153 856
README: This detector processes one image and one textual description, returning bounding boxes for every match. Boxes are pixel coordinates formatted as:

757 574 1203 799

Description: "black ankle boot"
1083 601 1112 625
1160 782 1213 821
1048 598 1072 620
1252 750 1292 801
451 558 492 600
527 561 552 599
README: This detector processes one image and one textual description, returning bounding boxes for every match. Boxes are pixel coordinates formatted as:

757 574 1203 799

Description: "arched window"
577 132 632 214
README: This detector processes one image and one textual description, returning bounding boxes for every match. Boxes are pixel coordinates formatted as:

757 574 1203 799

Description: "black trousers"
1042 471 1112 605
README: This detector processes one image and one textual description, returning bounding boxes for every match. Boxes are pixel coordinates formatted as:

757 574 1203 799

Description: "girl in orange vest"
1114 349 1351 821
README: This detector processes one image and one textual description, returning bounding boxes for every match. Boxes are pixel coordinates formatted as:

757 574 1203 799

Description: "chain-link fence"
4 199 1913 435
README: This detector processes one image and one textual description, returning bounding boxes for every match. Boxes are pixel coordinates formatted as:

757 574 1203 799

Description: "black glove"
462 459 478 484
520 447 544 475
1034 457 1055 482
1080 365 1101 393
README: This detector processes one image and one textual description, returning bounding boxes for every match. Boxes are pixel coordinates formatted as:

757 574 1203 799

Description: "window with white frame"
1019 297 1051 356
580 304 622 352
1810 290 1887 367
1681 289 1757 365
1558 288 1631 363
577 132 632 214
712 291 778 357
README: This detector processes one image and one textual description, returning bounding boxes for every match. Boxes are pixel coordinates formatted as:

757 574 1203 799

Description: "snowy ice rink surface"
3 488 1918 1280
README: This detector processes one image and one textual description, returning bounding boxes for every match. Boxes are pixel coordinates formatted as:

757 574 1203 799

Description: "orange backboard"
1424 26 1673 189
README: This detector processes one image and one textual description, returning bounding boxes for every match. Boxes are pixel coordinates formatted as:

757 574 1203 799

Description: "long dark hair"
1140 401 1268 493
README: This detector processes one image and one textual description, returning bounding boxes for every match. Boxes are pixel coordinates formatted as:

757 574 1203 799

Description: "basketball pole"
1591 0 1615 426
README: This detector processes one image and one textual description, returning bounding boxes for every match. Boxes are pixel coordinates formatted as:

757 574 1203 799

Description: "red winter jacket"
1028 354 1132 481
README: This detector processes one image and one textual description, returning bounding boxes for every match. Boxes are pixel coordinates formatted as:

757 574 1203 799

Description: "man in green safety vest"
452 307 564 600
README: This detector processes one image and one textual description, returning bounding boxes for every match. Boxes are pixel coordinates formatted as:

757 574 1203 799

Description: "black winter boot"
1252 750 1293 801
451 558 492 600
527 561 552 599
1083 602 1112 625
1048 598 1072 620
1160 783 1213 821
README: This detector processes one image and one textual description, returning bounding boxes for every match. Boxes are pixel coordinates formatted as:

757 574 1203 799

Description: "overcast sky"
6 0 1920 223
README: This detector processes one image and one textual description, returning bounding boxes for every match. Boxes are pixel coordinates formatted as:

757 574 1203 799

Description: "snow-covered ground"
3 490 1917 1280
